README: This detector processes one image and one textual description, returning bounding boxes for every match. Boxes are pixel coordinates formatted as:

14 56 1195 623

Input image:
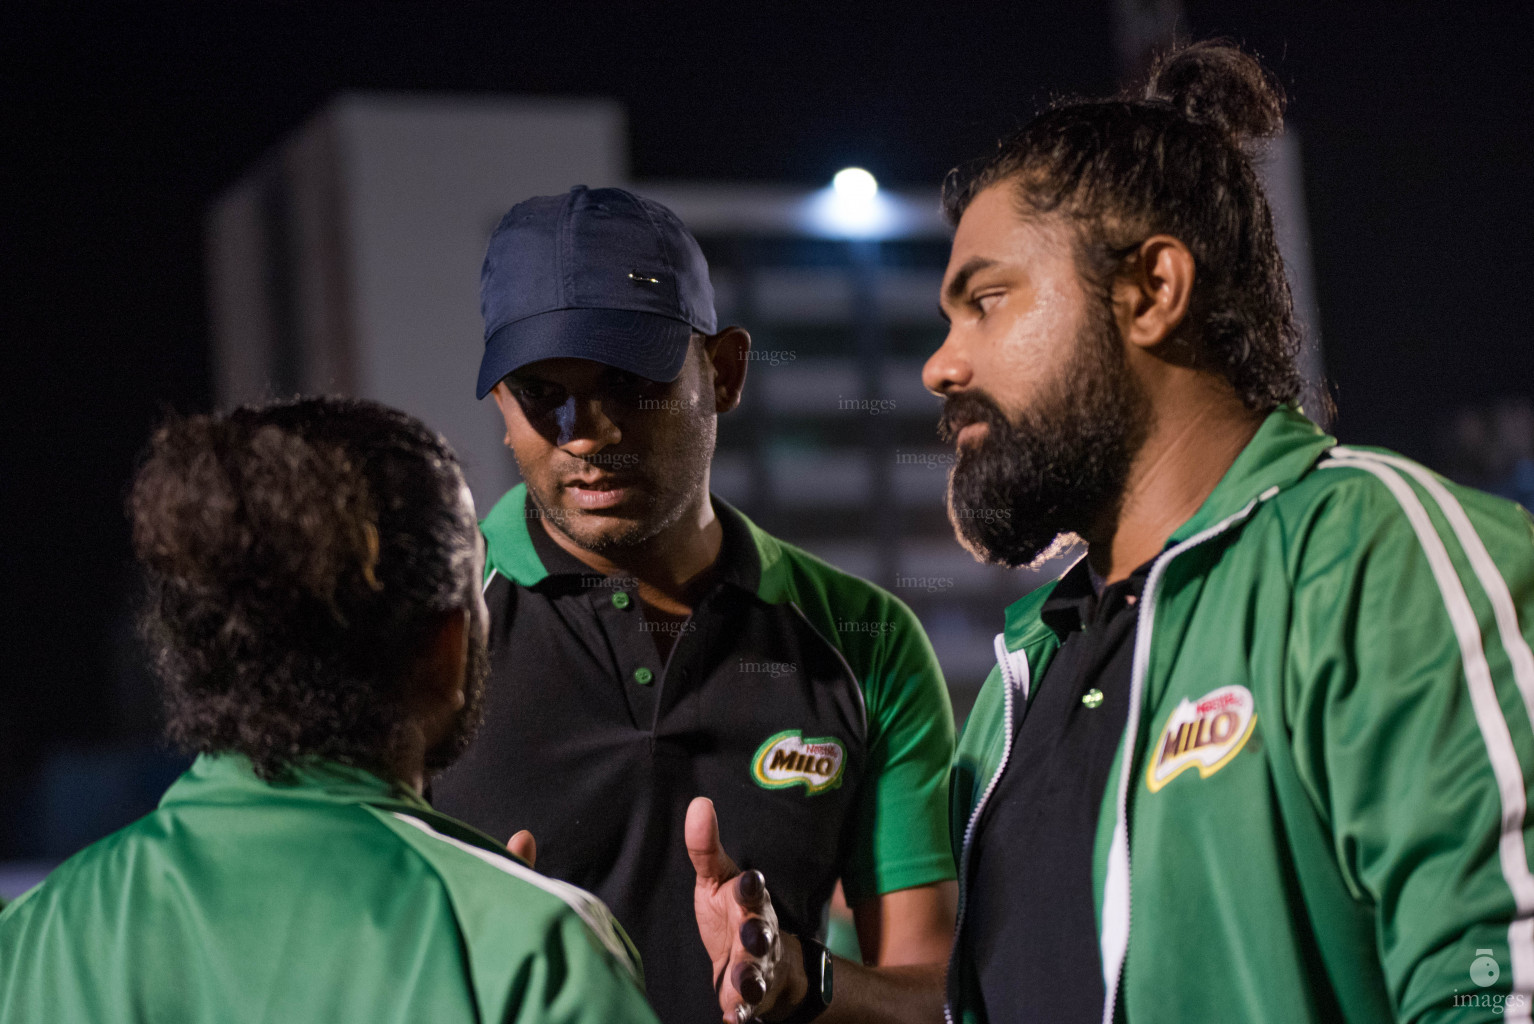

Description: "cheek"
986 281 1086 404
504 417 559 481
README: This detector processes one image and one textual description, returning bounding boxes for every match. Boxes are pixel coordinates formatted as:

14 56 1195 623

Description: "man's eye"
512 383 562 409
973 292 1003 315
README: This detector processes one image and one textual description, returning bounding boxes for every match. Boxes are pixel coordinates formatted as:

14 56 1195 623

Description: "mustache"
938 390 1012 442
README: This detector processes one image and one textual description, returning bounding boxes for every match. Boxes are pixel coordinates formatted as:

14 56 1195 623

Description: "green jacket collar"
1168 404 1335 544
482 483 798 605
480 484 552 587
160 752 430 813
1001 405 1334 650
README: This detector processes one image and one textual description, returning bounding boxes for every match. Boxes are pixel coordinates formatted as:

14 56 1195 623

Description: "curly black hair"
942 40 1303 412
129 396 479 781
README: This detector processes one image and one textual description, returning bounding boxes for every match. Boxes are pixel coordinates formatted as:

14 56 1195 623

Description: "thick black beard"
424 606 489 774
940 301 1150 569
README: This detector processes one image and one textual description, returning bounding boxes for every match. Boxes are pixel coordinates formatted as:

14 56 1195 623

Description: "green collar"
1001 405 1334 650
1167 404 1335 544
159 752 430 813
480 484 552 587
481 483 801 605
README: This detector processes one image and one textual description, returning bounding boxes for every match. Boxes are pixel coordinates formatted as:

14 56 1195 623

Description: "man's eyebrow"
943 257 998 304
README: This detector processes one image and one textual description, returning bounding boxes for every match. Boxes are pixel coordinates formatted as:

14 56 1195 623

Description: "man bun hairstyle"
1147 39 1284 142
130 397 477 780
943 39 1302 411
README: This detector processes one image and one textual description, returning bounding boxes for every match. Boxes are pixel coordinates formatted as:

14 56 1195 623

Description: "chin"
558 508 662 553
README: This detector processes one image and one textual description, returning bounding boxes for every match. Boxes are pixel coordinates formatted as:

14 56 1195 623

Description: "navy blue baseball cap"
476 185 719 399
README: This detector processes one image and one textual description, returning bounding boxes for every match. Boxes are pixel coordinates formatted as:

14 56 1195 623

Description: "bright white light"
832 167 878 201
806 167 894 238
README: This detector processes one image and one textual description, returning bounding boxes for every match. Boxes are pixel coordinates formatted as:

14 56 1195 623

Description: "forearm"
768 935 946 1024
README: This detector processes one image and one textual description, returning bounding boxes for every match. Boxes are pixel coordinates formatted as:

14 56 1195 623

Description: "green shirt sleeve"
508 912 660 1024
840 592 958 907
1287 469 1534 1023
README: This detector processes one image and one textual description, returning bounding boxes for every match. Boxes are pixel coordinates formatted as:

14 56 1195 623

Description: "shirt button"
611 591 631 610
1082 688 1104 709
633 667 654 686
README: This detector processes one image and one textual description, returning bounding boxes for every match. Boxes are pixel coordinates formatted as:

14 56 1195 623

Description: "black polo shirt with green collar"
431 484 956 1024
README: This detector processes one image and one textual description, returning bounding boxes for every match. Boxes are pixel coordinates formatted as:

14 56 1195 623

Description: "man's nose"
923 329 973 396
552 394 622 454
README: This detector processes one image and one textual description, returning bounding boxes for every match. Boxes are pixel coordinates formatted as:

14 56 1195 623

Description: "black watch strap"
777 936 833 1023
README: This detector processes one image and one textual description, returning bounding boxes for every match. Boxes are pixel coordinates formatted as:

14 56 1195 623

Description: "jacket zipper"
1098 494 1274 1024
945 633 1029 1024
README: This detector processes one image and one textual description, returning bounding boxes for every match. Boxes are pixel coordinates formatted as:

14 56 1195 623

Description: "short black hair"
943 40 1302 411
129 397 477 780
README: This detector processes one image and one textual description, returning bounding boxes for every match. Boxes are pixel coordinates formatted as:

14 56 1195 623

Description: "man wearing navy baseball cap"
432 186 957 1023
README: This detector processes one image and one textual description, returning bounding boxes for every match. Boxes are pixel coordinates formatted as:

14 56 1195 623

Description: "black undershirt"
967 556 1150 1023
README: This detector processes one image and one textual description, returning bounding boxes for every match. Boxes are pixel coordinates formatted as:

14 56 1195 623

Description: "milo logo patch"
751 730 846 795
1146 685 1257 793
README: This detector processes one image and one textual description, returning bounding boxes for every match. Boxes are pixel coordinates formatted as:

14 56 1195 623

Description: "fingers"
726 878 782 1022
506 829 536 868
735 869 767 910
739 916 774 958
686 796 739 885
732 960 767 1004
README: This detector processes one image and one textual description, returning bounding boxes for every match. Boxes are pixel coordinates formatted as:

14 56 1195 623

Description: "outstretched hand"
686 797 790 1023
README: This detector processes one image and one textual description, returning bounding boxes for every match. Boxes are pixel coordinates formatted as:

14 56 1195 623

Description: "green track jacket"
949 406 1534 1023
0 754 657 1024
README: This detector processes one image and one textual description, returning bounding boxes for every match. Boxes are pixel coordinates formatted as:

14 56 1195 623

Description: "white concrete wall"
207 94 628 509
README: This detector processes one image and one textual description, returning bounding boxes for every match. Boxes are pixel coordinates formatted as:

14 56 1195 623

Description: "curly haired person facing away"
0 397 658 1024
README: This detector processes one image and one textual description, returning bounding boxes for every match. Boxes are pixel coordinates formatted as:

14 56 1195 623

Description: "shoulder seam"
383 811 640 983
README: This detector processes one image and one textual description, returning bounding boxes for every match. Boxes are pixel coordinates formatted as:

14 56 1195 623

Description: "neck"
397 725 428 796
1086 383 1263 584
541 486 723 613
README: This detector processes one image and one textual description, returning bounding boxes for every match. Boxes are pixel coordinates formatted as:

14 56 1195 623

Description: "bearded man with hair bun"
698 40 1534 1024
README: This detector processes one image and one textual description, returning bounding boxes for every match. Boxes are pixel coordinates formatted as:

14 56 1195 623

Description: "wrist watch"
777 936 833 1023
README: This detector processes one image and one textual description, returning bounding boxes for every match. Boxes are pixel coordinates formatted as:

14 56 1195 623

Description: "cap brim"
477 308 695 399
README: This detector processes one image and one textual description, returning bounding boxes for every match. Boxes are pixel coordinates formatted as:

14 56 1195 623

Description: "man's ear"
1112 235 1195 352
704 327 751 414
411 609 469 719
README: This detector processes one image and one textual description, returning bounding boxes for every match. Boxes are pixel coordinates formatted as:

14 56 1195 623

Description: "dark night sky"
3 1 1531 773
